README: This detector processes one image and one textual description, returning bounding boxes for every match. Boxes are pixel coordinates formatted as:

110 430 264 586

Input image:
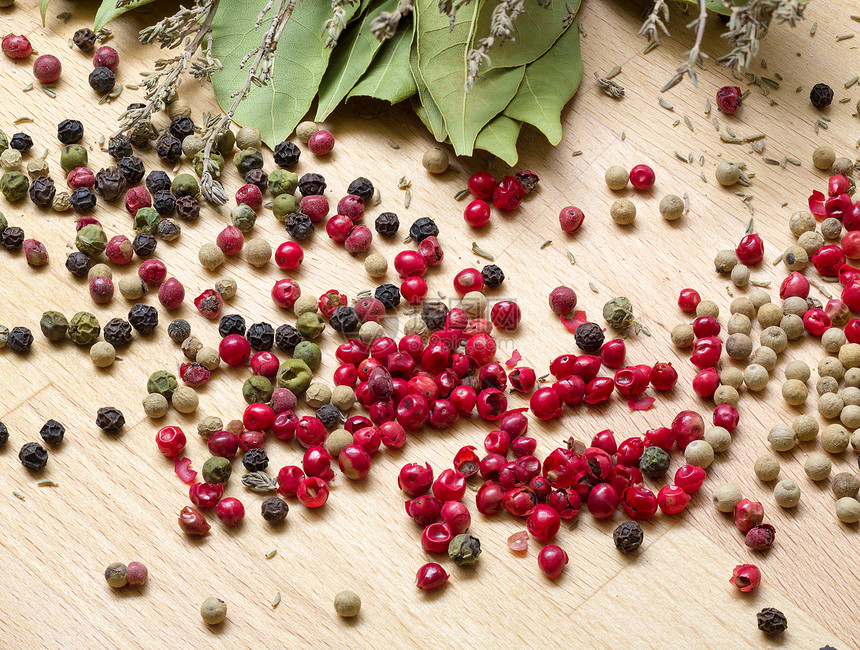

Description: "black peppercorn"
374 284 401 309
156 135 182 163
96 406 125 434
94 166 127 201
261 496 289 522
39 419 65 446
409 217 439 243
132 231 157 257
167 318 191 343
275 324 302 352
375 212 399 237
347 177 374 203
612 521 643 553
10 133 33 153
219 314 246 338
244 168 268 192
117 156 146 184
242 448 269 472
298 172 326 197
809 83 834 109
152 190 176 216
247 322 274 351
481 264 505 288
70 186 97 213
29 176 56 208
108 136 133 161
1 226 24 251
73 27 97 51
89 66 116 94
7 326 33 353
19 442 48 471
421 301 449 330
57 119 84 145
169 116 196 141
128 304 158 335
146 170 171 194
575 322 605 353
103 317 133 348
0 422 8 446
65 251 91 277
175 195 199 221
329 306 360 334
756 608 788 636
157 218 180 241
316 404 341 430
128 121 156 150
273 140 301 168
286 212 314 240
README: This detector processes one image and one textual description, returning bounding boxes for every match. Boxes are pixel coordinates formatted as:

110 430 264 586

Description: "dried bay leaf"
94 0 157 31
347 22 416 104
474 115 521 165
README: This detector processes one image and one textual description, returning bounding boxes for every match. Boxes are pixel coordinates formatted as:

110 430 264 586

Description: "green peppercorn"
60 144 88 174
602 296 635 331
276 359 313 395
272 193 298 222
0 212 7 232
243 376 274 404
193 149 224 179
0 130 8 155
448 533 481 566
268 169 299 197
233 148 263 176
217 129 236 155
133 207 161 234
0 325 8 349
296 312 325 339
171 173 199 199
639 446 670 478
39 311 68 341
75 224 107 256
294 341 321 371
0 171 29 201
202 456 232 484
333 590 361 618
147 370 178 401
231 204 257 232
68 311 100 346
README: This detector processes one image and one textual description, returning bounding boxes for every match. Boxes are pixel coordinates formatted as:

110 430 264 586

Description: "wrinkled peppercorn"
575 322 605 352
448 533 481 566
40 311 68 341
94 166 127 201
809 83 834 109
329 306 360 334
57 119 84 145
89 67 115 94
96 406 125 433
244 168 268 191
29 176 56 207
219 314 246 338
640 446 671 478
117 156 145 184
132 232 157 257
65 251 91 277
286 212 314 240
129 304 158 335
0 422 8 446
108 136 132 160
275 324 302 352
156 135 182 163
298 173 326 197
175 195 199 221
481 264 505 288
409 217 439 243
613 521 644 553
128 121 157 150
152 190 176 216
347 177 374 203
157 218 180 241
168 318 191 343
374 284 401 309
73 27 97 51
316 404 341 430
146 170 171 194
756 608 788 636
103 317 133 348
273 141 301 168
10 133 33 153
39 419 65 446
70 187 97 213
247 322 274 351
261 496 289 523
68 312 100 345
374 212 399 237
169 116 195 141
242 448 269 472
7 326 33 353
2 226 24 251
19 442 47 470
421 301 448 330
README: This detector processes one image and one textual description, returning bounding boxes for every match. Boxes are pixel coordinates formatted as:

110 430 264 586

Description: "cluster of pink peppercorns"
324 193 372 254
462 170 536 227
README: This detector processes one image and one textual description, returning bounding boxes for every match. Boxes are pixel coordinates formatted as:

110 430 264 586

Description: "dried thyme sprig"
370 0 415 40
717 0 806 73
661 0 708 92
639 0 670 43
465 0 525 90
323 0 361 48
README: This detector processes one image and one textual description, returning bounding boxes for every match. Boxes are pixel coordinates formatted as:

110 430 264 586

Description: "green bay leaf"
94 0 158 31
315 0 400 120
474 115 521 165
416 0 523 156
410 26 447 141
39 0 50 27
347 23 417 104
503 19 582 146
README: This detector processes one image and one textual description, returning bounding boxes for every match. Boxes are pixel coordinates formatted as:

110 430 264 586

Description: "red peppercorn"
584 376 614 405
559 206 585 233
672 410 704 451
730 564 762 592
208 430 239 457
335 194 363 221
339 444 372 480
468 172 496 199
587 483 619 519
138 258 167 285
271 412 298 441
326 214 353 242
379 421 406 449
393 250 426 279
440 500 471 535
352 426 382 454
308 129 335 155
620 486 658 520
156 426 186 457
526 504 561 541
503 486 537 517
475 480 504 514
235 183 263 210
813 244 847 277
842 231 860 259
734 499 764 533
616 436 644 466
157 277 185 309
2 34 33 59
219 333 251 367
67 167 95 189
400 276 428 304
465 333 496 365
657 484 690 515
215 497 245 526
405 495 442 526
826 193 852 220
297 476 329 508
803 308 831 336
846 204 860 231
745 524 775 551
421 522 453 553
243 403 274 432
303 446 334 482
190 482 224 509
345 224 372 254
33 54 62 83
216 225 244 255
509 367 536 393
105 235 133 265
677 288 701 313
398 462 433 497
674 465 706 494
432 469 466 502
475 388 506 421
296 416 327 448
713 404 739 431
453 267 485 296
629 164 655 191
271 278 301 309
250 351 279 378
843 283 860 312
416 562 449 590
650 362 678 391
511 436 537 457
692 315 720 338
548 287 577 315
417 235 444 266
829 174 850 196
735 233 764 265
194 288 223 320
716 85 742 114
690 336 722 369
600 338 626 368
644 426 675 451
301 195 330 222
613 366 650 397
276 465 305 497
779 271 810 300
93 46 119 71
178 506 210 536
464 199 491 227
124 186 151 214
490 300 521 330
693 367 720 398
527 387 560 420
492 176 525 210
537 544 569 579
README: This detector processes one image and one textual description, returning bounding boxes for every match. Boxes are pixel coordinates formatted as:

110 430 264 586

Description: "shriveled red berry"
156 426 186 457
216 225 244 255
2 34 33 59
138 259 167 285
492 176 525 210
730 564 761 592
735 233 764 265
716 85 742 114
559 206 585 233
235 184 262 210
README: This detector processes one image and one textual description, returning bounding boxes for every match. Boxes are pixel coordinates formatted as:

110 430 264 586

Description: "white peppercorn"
326 429 353 457
704 426 732 453
789 210 816 236
822 327 847 353
749 288 771 310
358 321 385 344
330 386 355 412
782 296 808 317
792 414 819 442
727 313 752 335
245 239 272 268
821 217 842 241
757 303 783 328
726 333 753 360
720 367 744 390
696 300 720 318
784 360 810 382
751 346 777 371
143 393 169 419
172 386 199 414
819 392 844 419
685 440 714 468
659 194 684 220
744 364 769 391
714 250 738 274
754 455 780 482
713 385 740 407
215 277 237 300
805 452 832 481
774 480 800 508
852 430 860 452
822 423 850 453
604 165 629 190
832 472 860 499
768 424 797 451
730 264 750 287
293 294 319 316
461 291 487 318
729 297 755 319
841 404 860 429
782 245 808 271
797 230 824 256
715 161 741 186
835 497 860 523
713 484 743 512
671 324 695 349
817 376 839 395
761 326 788 353
364 253 387 278
779 314 804 341
839 343 860 369
818 357 844 380
845 367 860 388
610 199 636 225
841 386 860 406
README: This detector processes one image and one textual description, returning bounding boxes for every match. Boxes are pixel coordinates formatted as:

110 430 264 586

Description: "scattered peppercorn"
375 212 399 237
19 441 47 470
219 314 246 338
409 217 439 243
275 324 302 352
39 311 68 341
9 133 32 153
96 406 125 433
575 322 604 352
329 306 360 334
347 177 373 203
809 83 834 108
242 448 269 472
167 319 191 343
613 520 644 553
481 264 505 288
57 119 83 145
273 140 301 168
39 419 65 446
261 496 289 523
7 326 33 353
286 212 314 240
73 28 97 51
756 608 788 636
247 322 275 351
200 597 227 625
88 66 115 94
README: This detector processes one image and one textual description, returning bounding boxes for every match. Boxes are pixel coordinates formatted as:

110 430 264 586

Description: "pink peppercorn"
190 482 224 509
453 268 484 296
394 250 427 278
326 214 353 242
124 186 151 214
301 195 330 222
674 465 706 494
549 286 577 315
843 231 860 259
490 300 521 330
401 276 428 304
303 446 334 482
105 235 133 265
33 54 61 83
468 172 496 199
464 199 491 227
89 275 114 304
138 259 166 285
734 499 764 533
713 404 739 431
418 235 444 266
416 563 449 590
559 206 585 233
527 504 561 541
337 195 364 221
219 334 250 367
271 278 301 309
93 46 119 71
380 421 406 449
616 437 644 466
644 426 675 451
297 477 329 508
194 288 223 319
23 239 48 267
432 469 466 502
601 338 626 368
215 497 245 526
208 430 239 458
250 351 279 377
2 34 33 59
803 308 831 336
843 283 860 312
735 233 764 265
690 336 722 369
180 363 210 387
537 544 569 579
67 167 95 189
509 367 536 393
730 564 762 592
620 486 658 520
584 377 614 405
629 164 655 190
308 129 335 155
672 410 704 451
693 367 720 397
216 225 244 255
398 462 433 497
678 288 701 313
339 445 372 480
126 561 148 586
650 362 678 391
779 271 809 299
157 277 185 309
235 184 262 210
156 426 186 457
587 483 619 519
491 176 525 211
276 465 305 497
440 501 471 535
812 244 847 277
745 524 775 551
274 241 303 270
421 522 453 553
345 224 372 254
716 86 742 114
657 485 690 515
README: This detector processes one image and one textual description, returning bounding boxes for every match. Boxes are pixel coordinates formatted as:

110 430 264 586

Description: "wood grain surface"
0 0 857 648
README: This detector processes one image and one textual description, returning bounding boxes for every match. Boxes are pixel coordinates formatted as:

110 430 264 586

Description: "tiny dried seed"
704 99 711 114
837 34 855 42
22 83 33 92
750 280 770 287
540 240 552 250
37 480 58 487
471 242 495 261
14 116 33 124
571 150 583 156
605 65 622 80
589 281 599 293
659 98 674 110
13 491 25 500
454 188 469 200
810 22 817 35
684 116 694 132
387 141 399 149
265 549 278 559
567 251 575 265
404 189 411 208
271 592 281 608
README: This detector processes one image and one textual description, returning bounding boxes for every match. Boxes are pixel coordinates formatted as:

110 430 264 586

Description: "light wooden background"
0 0 857 647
